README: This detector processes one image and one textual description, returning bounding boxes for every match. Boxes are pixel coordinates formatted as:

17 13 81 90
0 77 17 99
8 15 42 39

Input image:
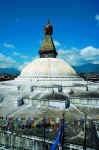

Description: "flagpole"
83 113 87 150
43 118 46 150
62 112 64 150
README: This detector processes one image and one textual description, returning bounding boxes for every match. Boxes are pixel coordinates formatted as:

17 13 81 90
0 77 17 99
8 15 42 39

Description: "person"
65 97 70 109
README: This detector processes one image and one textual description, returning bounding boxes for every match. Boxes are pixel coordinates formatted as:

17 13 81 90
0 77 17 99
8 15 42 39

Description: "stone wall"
70 97 99 106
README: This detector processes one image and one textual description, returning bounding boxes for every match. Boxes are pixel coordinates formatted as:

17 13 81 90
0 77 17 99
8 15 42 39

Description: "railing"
0 129 60 150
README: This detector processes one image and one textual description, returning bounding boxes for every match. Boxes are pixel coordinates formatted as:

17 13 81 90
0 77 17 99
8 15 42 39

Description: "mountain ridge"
0 63 99 74
0 68 20 75
72 63 99 74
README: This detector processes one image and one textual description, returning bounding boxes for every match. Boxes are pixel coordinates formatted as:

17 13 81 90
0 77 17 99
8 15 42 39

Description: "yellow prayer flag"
83 121 86 136
66 120 69 124
3 117 5 120
78 121 80 126
14 123 18 130
34 122 36 127
32 122 36 128
25 116 28 120
32 123 34 128
39 118 42 123
50 120 55 127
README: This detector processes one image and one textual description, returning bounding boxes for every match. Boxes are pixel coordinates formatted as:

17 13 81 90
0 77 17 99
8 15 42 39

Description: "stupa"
14 21 99 110
0 21 99 118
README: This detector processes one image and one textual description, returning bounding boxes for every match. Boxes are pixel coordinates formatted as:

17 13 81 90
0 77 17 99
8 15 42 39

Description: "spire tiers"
44 20 53 35
39 21 58 58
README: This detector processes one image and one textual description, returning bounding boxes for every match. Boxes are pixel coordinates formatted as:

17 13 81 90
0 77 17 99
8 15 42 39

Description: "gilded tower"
39 20 58 58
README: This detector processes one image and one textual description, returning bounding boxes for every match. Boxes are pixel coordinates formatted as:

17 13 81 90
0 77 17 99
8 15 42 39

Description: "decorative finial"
44 20 53 35
39 21 58 58
48 19 50 24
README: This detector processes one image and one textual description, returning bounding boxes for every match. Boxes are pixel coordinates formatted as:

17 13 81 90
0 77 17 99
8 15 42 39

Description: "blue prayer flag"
16 117 19 121
28 117 31 120
6 117 8 121
79 119 84 123
18 124 20 128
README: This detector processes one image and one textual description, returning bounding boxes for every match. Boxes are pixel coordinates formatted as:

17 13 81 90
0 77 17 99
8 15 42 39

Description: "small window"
58 86 62 92
30 86 34 92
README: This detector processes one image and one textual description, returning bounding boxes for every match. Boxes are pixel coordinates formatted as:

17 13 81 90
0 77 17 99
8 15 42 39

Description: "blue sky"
0 0 99 70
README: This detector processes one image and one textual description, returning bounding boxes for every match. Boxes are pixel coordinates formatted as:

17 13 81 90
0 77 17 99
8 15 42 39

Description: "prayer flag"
6 117 8 121
3 117 5 120
50 120 55 127
78 121 80 126
14 123 18 130
33 117 36 121
48 117 51 120
21 117 24 120
33 122 36 127
18 124 20 128
16 117 19 121
79 119 84 123
28 117 31 120
25 116 28 120
74 120 78 125
39 118 42 123
9 117 12 121
66 120 69 124
83 121 86 136
54 128 56 132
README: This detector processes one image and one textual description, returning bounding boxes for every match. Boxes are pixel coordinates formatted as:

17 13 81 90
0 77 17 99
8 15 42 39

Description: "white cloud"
54 40 61 47
0 53 36 71
20 55 29 59
80 46 99 61
95 14 99 21
13 51 20 56
0 53 18 68
0 45 99 71
92 60 99 64
58 46 99 66
0 53 15 64
3 43 15 49
58 48 85 66
58 49 67 55
13 51 29 59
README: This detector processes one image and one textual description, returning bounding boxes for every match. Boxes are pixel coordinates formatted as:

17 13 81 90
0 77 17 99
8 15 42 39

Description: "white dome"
20 58 76 78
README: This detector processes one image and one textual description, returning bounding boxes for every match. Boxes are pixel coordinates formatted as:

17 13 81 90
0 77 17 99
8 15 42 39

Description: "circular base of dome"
20 58 77 78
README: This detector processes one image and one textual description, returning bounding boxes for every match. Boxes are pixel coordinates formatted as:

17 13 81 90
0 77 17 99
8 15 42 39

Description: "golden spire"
39 21 58 58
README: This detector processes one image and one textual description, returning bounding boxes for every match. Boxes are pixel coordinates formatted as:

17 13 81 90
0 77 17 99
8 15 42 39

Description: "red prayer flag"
33 117 36 121
9 117 12 121
48 117 52 120
74 120 78 124
54 128 56 132
21 117 24 120
55 123 59 127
